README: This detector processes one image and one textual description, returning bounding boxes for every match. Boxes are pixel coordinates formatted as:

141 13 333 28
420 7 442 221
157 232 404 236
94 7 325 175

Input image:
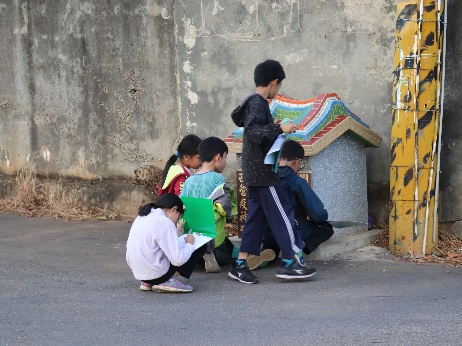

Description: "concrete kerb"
229 229 382 261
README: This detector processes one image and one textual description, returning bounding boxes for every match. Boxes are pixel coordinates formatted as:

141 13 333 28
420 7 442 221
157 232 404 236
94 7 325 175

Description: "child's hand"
185 234 195 244
176 221 185 236
280 123 298 134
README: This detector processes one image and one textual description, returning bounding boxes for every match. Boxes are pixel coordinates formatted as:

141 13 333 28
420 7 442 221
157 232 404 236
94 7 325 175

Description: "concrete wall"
440 0 462 223
0 0 179 180
0 0 408 220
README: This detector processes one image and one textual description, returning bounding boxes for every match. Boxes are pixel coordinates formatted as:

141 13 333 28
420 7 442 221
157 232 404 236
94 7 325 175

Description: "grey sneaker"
152 278 193 293
247 249 277 270
203 252 221 273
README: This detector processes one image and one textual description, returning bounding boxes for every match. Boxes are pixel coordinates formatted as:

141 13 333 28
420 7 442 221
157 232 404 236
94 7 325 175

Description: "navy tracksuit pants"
239 185 304 258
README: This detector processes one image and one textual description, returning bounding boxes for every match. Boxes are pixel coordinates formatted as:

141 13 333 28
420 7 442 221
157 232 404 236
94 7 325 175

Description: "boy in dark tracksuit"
262 140 334 258
228 60 317 284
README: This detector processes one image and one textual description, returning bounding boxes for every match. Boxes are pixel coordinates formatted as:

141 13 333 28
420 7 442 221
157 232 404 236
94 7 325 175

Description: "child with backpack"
180 137 239 272
157 134 202 197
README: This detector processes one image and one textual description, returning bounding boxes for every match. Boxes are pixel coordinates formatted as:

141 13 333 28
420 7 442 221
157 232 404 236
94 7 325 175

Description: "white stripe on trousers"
269 186 300 254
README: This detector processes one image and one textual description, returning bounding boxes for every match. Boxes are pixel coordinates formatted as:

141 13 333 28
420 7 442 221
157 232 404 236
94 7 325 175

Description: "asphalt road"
1 213 461 346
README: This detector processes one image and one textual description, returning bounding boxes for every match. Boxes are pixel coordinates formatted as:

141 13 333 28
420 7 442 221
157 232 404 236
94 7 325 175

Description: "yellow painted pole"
390 0 445 256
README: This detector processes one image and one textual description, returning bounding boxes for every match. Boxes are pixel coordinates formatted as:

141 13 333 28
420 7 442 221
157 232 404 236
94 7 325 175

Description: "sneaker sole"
247 249 277 271
275 271 317 280
227 272 259 284
204 254 221 273
140 286 153 291
204 262 221 273
152 286 193 293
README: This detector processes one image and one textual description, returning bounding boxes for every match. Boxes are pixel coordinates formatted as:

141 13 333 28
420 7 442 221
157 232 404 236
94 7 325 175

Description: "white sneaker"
203 252 221 273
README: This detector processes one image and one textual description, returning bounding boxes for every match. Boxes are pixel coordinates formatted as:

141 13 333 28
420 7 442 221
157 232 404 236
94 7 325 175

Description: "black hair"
254 59 286 87
280 140 304 161
160 134 201 186
138 193 185 216
198 136 228 163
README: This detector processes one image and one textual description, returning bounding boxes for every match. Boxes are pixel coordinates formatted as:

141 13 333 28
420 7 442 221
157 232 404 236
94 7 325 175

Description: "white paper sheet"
179 233 213 250
264 134 285 164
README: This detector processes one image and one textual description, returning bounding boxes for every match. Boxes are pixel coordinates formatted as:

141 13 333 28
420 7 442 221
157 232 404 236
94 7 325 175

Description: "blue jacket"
278 165 328 225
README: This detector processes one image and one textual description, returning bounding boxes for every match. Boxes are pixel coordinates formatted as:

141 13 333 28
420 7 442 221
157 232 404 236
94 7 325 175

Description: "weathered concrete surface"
440 1 462 223
448 221 462 238
4 0 459 224
308 230 381 260
0 1 179 179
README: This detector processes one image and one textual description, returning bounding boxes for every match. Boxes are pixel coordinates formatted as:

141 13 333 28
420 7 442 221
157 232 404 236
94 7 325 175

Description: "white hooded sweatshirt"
126 208 194 280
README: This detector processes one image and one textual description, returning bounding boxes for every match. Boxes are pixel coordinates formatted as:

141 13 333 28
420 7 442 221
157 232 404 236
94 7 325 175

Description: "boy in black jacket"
228 60 317 284
262 140 334 259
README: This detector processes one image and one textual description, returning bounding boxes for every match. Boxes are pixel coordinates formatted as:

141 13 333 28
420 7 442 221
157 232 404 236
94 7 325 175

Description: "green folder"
180 196 217 238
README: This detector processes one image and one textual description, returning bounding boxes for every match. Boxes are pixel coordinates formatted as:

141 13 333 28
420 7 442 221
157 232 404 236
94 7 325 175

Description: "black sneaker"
228 261 259 284
276 260 317 280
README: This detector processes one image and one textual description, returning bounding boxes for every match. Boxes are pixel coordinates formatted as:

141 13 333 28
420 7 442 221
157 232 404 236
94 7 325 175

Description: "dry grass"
373 225 462 266
132 165 163 200
0 167 120 221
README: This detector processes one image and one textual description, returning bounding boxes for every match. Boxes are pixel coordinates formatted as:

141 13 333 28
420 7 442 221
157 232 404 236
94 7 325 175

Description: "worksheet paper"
179 233 213 250
264 134 285 165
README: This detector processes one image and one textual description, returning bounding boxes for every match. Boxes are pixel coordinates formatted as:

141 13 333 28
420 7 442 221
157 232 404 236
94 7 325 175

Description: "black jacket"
231 94 282 186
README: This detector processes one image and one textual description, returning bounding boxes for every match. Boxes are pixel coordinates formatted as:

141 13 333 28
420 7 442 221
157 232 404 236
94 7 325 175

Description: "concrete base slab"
331 224 368 239
228 236 242 250
307 229 382 260
449 221 462 238
229 229 382 261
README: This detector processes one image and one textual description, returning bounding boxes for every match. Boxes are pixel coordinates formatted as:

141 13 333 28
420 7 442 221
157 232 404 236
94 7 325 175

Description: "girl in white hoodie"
126 193 206 293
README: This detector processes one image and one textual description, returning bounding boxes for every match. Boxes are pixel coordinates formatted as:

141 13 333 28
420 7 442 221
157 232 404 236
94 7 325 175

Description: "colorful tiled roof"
225 93 381 156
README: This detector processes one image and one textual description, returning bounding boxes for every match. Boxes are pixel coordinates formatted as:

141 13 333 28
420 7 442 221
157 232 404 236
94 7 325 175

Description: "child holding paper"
180 136 239 272
126 193 207 293
228 59 316 284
